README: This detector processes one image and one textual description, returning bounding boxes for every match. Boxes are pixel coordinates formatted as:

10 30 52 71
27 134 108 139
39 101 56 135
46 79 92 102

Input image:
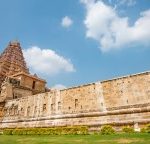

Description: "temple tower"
0 41 29 88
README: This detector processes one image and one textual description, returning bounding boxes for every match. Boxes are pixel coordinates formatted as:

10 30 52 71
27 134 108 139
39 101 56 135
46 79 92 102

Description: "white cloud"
61 16 73 28
81 0 150 52
23 46 75 76
52 84 66 90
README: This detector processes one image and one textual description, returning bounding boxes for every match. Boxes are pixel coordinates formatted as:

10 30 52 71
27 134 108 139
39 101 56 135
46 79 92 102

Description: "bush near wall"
0 129 3 135
100 125 115 135
3 126 88 135
122 126 134 133
141 124 150 133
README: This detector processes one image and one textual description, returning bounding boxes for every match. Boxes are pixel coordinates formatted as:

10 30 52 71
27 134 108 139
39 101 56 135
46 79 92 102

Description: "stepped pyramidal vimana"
0 41 150 131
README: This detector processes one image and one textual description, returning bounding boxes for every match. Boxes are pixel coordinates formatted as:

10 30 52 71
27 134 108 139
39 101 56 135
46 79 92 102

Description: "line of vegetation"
2 126 88 135
1 124 149 135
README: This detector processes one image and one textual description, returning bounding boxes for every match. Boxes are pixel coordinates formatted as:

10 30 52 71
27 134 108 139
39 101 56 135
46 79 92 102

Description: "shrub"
3 129 13 135
122 126 134 133
141 124 150 133
0 129 3 135
2 126 88 135
145 124 150 133
141 127 146 133
0 130 3 135
100 125 115 135
0 132 3 135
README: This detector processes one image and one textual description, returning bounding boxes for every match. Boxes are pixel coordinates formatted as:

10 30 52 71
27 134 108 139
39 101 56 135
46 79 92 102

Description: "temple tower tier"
0 41 29 90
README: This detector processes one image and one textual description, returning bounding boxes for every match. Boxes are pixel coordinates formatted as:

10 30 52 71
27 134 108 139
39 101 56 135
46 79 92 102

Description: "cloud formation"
81 0 150 52
23 46 75 76
61 16 73 28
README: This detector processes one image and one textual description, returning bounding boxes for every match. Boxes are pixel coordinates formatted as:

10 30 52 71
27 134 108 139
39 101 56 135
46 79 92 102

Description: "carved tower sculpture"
0 41 29 89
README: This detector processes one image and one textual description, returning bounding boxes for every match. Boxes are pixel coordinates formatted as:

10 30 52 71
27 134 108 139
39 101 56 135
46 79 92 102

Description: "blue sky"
0 0 150 89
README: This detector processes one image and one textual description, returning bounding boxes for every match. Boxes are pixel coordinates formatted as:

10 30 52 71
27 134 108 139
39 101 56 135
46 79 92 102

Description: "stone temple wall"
0 71 150 129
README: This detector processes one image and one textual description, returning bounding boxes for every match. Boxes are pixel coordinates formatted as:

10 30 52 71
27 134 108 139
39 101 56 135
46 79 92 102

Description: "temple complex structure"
0 41 150 131
0 42 28 88
0 41 47 118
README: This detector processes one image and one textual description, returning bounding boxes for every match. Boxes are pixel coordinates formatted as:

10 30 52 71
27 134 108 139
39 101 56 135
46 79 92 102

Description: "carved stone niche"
19 107 24 116
27 106 31 117
14 105 18 116
9 104 15 116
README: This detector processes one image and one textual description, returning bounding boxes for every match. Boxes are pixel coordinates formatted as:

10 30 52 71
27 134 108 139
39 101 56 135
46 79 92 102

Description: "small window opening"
43 104 46 112
75 99 78 108
127 99 128 104
58 102 61 110
13 93 15 99
32 81 36 89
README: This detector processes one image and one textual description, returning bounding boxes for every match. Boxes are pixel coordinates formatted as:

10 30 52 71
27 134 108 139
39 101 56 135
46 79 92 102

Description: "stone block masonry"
0 71 149 129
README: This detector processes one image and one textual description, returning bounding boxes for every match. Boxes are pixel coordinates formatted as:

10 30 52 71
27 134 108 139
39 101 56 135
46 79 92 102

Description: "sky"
0 0 150 89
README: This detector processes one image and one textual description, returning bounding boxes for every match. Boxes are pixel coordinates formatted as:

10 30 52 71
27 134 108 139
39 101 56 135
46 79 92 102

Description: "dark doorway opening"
32 81 36 89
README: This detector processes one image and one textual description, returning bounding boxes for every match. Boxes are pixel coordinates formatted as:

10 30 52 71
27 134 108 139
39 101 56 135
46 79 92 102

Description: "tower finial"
11 37 19 43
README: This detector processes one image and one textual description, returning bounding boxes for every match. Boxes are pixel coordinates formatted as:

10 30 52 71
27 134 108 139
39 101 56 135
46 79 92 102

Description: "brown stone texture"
0 41 29 76
0 42 46 103
12 72 46 95
0 72 149 129
0 41 29 90
102 72 150 109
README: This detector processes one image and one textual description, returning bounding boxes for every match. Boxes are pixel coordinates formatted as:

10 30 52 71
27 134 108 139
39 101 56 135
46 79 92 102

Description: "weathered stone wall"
60 82 104 114
0 80 13 102
13 87 32 99
0 77 33 102
14 74 46 93
0 71 149 129
101 72 150 110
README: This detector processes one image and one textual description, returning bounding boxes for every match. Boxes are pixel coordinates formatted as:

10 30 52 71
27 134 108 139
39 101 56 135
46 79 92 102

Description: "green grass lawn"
0 133 150 144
